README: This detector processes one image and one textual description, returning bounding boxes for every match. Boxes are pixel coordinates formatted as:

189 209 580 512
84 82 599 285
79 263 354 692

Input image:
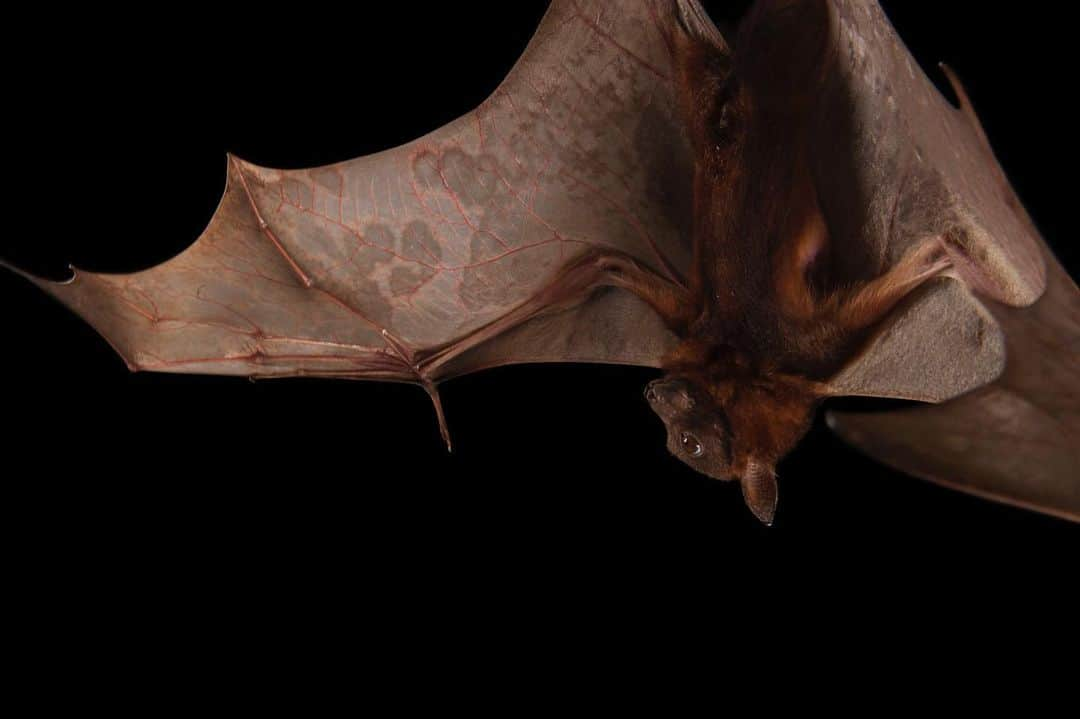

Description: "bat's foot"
423 382 452 454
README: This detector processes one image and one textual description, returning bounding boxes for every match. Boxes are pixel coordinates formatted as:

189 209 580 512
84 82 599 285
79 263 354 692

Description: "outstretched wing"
786 0 1049 403
4 1 719 386
797 0 1077 518
830 248 1079 521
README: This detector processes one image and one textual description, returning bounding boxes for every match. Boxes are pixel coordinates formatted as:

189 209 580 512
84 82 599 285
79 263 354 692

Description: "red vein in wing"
231 157 315 288
569 1 669 82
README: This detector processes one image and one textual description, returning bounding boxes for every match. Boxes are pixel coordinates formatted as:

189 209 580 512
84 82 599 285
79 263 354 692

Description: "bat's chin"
665 440 733 482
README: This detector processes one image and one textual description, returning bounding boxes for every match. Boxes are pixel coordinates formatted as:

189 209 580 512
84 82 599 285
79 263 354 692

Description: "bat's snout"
644 378 695 417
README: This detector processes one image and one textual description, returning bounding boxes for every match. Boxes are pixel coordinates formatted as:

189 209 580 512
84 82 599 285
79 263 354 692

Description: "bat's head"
645 372 820 525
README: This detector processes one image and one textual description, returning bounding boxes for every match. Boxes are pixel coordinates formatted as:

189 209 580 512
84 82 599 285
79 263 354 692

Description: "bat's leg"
831 240 952 332
421 250 692 375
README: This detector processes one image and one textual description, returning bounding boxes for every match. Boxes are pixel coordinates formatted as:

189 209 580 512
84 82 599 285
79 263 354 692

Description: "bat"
3 0 1076 525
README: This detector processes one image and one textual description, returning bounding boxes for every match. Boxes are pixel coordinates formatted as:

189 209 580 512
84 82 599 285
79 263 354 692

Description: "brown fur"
631 1 950 521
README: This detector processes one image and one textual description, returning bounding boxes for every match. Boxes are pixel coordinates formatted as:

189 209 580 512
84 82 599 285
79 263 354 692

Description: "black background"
2 1 1077 654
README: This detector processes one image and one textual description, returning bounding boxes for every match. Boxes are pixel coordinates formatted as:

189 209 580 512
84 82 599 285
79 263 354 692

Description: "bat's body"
607 2 955 522
3 0 1077 523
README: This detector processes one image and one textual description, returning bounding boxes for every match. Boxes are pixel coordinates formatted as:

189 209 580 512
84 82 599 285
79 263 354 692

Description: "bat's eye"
680 432 704 458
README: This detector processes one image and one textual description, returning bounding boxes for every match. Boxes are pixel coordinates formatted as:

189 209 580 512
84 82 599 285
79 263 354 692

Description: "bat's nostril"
645 386 660 403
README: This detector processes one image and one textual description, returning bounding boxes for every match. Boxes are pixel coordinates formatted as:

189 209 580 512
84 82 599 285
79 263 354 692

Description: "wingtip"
226 152 266 178
1 256 27 280
3 257 70 286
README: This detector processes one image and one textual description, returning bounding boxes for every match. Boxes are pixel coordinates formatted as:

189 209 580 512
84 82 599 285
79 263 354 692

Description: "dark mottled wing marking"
5 0 706 383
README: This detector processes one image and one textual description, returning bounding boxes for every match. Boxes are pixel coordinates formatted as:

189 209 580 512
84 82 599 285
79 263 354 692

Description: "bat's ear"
741 462 778 526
